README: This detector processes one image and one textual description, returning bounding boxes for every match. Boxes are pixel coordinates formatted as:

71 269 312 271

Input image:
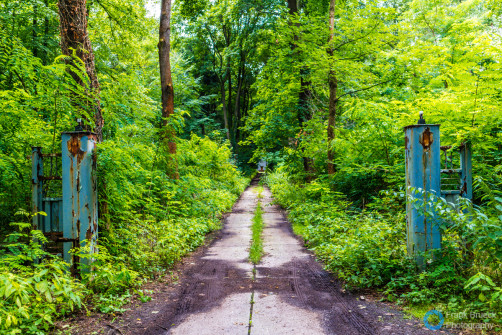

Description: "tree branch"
422 13 436 41
336 77 397 101
94 0 124 29
333 22 380 51
12 70 28 92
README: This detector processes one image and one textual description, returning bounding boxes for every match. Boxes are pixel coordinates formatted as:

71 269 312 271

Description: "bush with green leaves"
0 222 86 334
98 134 248 275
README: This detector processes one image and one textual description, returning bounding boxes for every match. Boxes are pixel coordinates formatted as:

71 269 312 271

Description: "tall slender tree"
327 0 337 174
159 0 178 178
58 0 104 140
287 0 315 181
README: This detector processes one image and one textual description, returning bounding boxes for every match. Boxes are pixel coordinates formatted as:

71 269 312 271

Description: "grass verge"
249 190 264 264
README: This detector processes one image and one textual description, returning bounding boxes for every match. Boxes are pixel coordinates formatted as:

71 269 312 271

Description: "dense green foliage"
0 222 86 334
245 0 502 200
98 134 247 273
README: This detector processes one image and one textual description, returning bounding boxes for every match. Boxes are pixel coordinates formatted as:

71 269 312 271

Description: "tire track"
92 179 442 335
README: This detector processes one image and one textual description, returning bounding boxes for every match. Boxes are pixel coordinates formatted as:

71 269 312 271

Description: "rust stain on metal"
419 127 433 149
405 136 409 150
460 179 468 196
86 227 92 240
66 135 87 165
67 136 81 155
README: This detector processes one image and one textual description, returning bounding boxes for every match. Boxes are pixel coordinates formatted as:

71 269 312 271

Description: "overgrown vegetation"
0 222 86 334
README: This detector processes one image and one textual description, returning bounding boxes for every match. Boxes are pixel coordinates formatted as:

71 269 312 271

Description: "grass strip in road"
249 200 264 265
256 185 264 199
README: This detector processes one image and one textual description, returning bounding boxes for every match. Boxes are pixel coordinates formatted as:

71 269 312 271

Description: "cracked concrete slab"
202 211 254 274
251 292 325 335
257 211 310 269
167 293 251 335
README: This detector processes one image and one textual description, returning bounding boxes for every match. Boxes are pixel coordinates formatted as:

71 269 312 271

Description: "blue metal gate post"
31 147 43 229
460 142 472 200
404 114 442 268
62 131 98 267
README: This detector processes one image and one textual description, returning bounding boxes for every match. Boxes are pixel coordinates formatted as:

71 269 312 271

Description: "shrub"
0 223 86 334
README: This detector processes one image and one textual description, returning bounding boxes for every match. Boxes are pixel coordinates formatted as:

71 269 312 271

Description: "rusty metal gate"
32 124 98 272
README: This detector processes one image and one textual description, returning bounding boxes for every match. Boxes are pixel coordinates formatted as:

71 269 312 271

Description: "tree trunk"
288 0 315 181
287 0 298 15
43 0 50 65
243 85 249 118
327 0 337 174
222 23 233 147
221 79 230 141
299 70 315 180
58 0 104 141
32 2 38 58
227 61 233 142
158 0 178 178
233 52 245 148
227 60 232 115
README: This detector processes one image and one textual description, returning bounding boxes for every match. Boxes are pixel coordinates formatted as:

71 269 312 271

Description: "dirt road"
98 180 437 335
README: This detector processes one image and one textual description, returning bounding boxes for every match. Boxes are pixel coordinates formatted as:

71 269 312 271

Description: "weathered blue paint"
31 147 43 230
404 123 442 267
460 142 472 200
61 132 98 266
257 159 267 173
31 149 63 234
42 198 63 232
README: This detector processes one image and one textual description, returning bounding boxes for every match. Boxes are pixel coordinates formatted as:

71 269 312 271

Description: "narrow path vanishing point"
132 178 438 335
